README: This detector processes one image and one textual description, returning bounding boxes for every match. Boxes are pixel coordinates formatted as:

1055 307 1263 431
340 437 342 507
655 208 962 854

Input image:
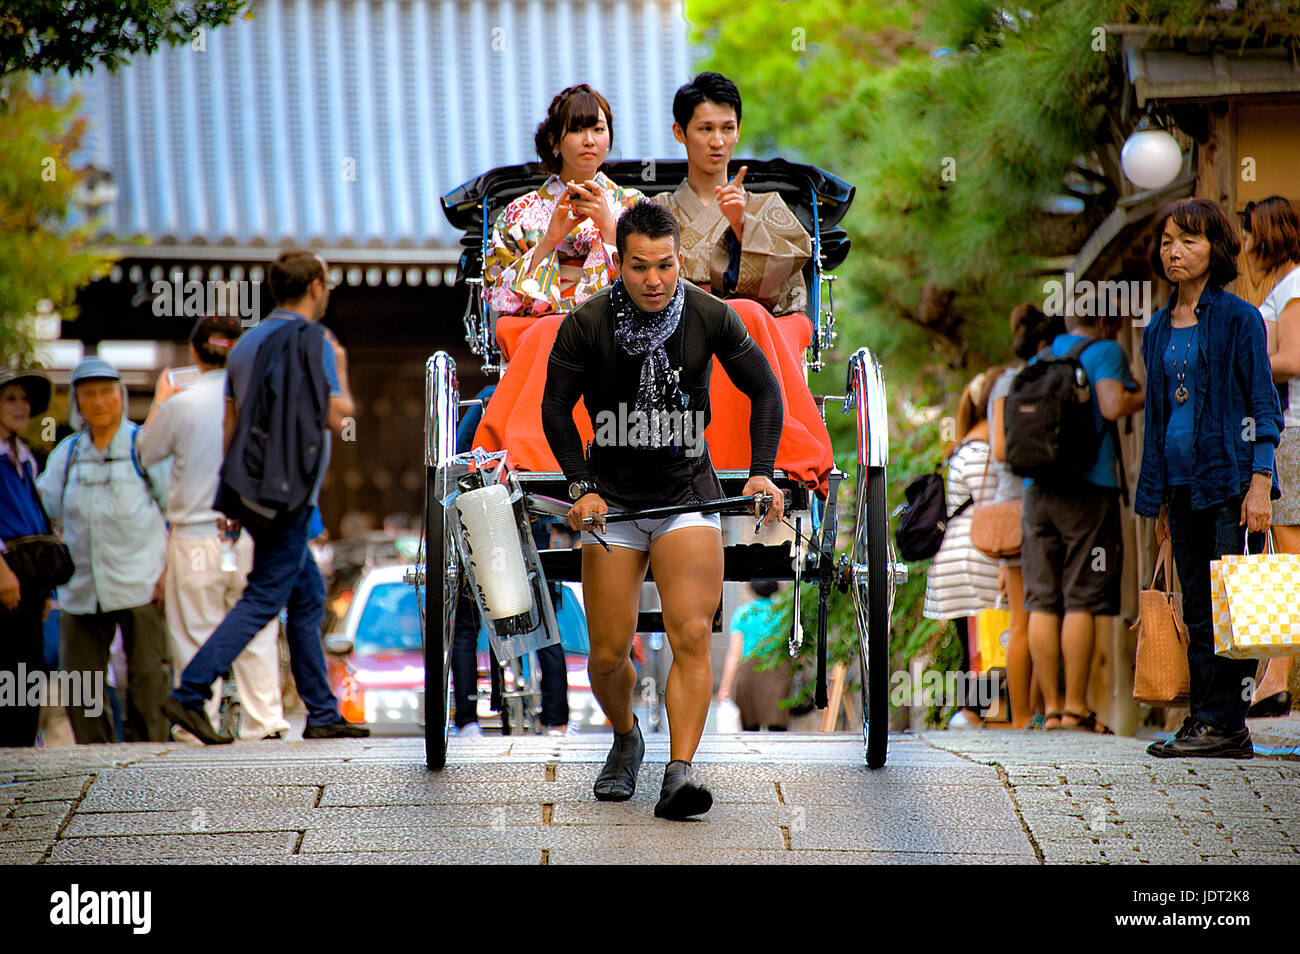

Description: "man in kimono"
652 72 811 317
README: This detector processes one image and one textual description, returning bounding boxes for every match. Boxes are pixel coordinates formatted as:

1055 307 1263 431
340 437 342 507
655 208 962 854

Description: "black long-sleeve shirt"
541 283 782 510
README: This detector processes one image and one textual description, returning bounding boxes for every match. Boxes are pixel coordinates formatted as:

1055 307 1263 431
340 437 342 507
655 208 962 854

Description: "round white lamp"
1121 113 1183 190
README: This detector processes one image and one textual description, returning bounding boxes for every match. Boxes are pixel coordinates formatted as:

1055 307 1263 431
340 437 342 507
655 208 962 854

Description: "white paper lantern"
455 483 533 619
1121 122 1183 191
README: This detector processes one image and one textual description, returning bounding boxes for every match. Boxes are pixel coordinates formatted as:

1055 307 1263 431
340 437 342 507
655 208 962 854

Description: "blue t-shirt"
729 596 780 660
1163 324 1199 486
1028 333 1134 490
224 309 341 506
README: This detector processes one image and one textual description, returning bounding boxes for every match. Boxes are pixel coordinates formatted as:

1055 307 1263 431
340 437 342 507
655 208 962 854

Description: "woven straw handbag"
969 448 1022 560
1132 539 1191 707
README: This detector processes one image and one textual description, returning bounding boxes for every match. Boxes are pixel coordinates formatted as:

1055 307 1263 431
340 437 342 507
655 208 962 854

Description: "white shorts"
581 507 721 552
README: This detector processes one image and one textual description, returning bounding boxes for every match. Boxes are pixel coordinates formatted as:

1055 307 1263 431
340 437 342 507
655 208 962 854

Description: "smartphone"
167 366 202 388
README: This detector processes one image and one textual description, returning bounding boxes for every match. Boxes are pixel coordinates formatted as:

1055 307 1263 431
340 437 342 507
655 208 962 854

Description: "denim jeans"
173 506 341 726
1166 486 1261 733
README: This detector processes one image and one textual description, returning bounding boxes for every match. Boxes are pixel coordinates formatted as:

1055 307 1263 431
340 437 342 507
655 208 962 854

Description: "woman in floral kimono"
486 84 643 317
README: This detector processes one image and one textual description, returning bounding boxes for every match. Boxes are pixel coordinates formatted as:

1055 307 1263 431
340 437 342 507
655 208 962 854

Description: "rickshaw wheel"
857 465 890 769
423 473 454 769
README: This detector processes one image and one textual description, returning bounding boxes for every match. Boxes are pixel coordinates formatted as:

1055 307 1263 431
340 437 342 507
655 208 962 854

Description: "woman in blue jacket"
1135 198 1282 759
0 370 56 746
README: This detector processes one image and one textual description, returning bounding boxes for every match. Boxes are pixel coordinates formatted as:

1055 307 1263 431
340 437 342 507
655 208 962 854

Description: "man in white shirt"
137 316 291 741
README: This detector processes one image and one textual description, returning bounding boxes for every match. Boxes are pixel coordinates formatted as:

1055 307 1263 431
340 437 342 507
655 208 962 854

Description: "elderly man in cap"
37 356 172 743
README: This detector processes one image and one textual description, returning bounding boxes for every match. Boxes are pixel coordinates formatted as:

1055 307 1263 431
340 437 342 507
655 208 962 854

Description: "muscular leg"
649 526 723 762
582 543 648 734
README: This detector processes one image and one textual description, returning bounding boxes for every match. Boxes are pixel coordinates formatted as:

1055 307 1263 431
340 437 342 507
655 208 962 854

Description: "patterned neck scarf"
610 278 687 447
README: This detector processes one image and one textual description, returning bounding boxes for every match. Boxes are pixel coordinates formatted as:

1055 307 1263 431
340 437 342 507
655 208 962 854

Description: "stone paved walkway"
2 732 1296 864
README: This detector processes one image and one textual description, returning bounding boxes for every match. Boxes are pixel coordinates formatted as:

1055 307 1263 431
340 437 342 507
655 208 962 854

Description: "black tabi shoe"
163 696 233 745
653 760 713 820
593 716 644 802
1247 691 1291 718
303 720 370 739
1150 720 1253 760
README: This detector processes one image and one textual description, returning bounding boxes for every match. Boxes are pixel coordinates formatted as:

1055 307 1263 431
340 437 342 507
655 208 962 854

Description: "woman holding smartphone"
485 84 644 317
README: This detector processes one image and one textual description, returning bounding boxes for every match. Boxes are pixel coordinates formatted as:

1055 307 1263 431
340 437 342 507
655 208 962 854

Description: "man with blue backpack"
1005 309 1144 731
38 356 173 743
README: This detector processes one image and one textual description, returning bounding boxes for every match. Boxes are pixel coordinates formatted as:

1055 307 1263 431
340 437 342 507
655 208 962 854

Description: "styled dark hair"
1246 195 1300 279
188 315 243 368
269 250 326 304
615 201 680 259
534 84 613 175
672 71 743 130
1148 198 1240 289
1009 302 1064 360
750 579 778 598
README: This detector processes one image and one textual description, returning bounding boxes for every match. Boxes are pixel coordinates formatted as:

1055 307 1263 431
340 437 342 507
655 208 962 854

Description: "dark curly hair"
534 84 613 175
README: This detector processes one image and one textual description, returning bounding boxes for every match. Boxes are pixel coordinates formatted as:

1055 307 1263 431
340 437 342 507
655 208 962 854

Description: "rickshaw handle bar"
582 491 791 525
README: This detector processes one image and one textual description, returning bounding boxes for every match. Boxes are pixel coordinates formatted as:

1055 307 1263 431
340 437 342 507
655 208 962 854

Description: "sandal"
1044 711 1062 731
1060 710 1097 732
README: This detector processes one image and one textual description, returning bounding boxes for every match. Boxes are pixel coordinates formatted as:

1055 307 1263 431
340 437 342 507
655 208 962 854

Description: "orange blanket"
474 299 833 498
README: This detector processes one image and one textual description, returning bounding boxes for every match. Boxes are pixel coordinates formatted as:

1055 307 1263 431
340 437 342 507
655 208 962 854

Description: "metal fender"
425 353 459 470
845 347 889 468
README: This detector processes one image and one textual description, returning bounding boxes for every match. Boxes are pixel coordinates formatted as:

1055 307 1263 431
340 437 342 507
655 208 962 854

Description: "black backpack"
895 469 972 562
1004 338 1106 485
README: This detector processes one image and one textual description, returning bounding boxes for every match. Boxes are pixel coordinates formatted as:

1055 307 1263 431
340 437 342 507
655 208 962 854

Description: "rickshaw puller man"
541 201 784 820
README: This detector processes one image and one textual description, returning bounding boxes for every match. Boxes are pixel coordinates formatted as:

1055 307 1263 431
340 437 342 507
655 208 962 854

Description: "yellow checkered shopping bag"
1210 534 1300 659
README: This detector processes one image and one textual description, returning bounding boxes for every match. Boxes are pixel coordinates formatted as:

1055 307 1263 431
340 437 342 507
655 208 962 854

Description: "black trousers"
451 586 569 728
0 584 47 747
60 604 171 743
1166 486 1262 733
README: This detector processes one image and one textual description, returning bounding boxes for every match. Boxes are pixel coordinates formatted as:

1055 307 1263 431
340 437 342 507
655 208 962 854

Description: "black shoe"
260 731 285 740
163 696 233 745
1145 716 1196 756
303 720 370 739
654 760 713 820
1150 720 1253 759
593 717 644 801
1247 691 1291 718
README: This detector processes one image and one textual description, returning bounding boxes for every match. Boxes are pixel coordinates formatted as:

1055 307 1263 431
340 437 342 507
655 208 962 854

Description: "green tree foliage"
0 0 248 77
688 0 1300 377
0 77 112 366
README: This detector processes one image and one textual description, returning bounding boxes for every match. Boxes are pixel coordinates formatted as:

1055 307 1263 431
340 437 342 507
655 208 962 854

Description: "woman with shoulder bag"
1136 198 1282 759
0 369 69 747
924 370 1003 727
986 304 1065 728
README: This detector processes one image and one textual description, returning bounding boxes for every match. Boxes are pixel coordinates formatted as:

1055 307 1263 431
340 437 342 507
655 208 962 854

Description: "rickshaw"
412 158 903 771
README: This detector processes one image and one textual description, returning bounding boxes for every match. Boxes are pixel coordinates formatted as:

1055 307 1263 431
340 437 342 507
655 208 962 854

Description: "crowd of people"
0 253 371 747
925 194 1300 757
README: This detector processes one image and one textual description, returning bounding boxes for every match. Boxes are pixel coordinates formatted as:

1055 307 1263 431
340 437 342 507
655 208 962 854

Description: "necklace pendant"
1175 385 1189 404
